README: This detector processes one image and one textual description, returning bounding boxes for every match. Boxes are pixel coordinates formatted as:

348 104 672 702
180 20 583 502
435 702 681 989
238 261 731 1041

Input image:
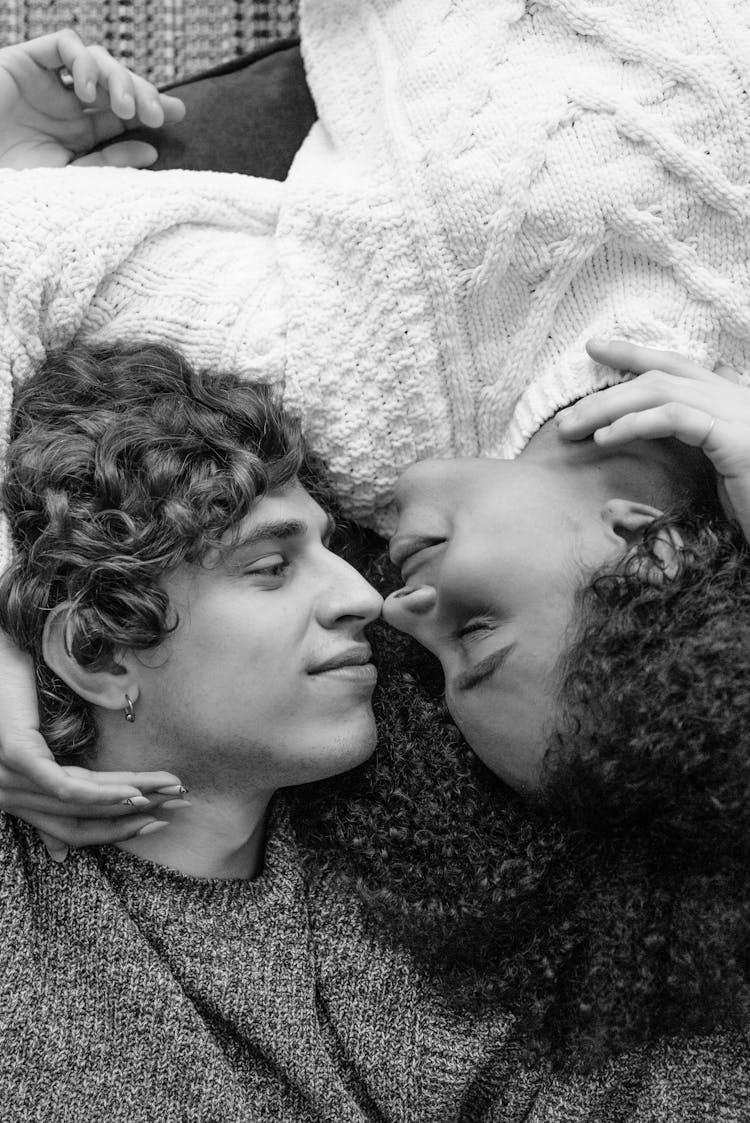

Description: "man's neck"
116 789 272 880
92 721 273 880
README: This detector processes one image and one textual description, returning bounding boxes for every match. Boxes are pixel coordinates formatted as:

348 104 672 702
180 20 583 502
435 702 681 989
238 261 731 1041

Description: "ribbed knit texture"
2 803 749 1120
2 0 750 559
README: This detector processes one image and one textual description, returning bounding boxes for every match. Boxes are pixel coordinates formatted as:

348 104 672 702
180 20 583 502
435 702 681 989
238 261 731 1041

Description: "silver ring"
700 415 717 449
56 66 75 91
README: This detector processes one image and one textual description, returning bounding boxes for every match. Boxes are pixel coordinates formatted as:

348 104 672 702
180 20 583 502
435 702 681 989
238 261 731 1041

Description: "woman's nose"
382 584 438 636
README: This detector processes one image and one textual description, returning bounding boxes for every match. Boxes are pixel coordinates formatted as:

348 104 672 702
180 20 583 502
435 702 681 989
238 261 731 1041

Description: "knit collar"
95 795 305 926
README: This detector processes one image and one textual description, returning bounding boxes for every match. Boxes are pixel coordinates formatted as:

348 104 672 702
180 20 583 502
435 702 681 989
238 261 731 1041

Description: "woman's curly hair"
0 340 323 765
292 506 750 1071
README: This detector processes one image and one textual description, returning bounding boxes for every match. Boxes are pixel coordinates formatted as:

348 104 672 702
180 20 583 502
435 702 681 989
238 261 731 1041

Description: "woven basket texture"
0 0 299 85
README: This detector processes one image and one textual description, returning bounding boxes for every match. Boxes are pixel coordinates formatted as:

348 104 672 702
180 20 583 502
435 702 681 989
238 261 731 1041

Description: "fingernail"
120 93 135 117
136 820 168 837
84 79 96 101
155 784 188 796
124 795 151 807
587 337 611 348
555 407 573 423
47 846 69 864
160 799 192 810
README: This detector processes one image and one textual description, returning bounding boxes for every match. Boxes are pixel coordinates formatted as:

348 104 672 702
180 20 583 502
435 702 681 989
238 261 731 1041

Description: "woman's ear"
601 498 684 581
42 604 140 713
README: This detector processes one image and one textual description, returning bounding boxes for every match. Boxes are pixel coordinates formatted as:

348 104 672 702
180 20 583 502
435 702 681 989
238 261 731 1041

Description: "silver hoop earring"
124 694 136 723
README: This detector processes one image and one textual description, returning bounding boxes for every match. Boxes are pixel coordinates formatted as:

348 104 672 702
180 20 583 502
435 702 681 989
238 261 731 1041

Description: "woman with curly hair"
287 341 750 1077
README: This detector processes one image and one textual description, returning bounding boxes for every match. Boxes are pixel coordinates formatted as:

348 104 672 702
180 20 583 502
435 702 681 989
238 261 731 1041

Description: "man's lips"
309 645 373 674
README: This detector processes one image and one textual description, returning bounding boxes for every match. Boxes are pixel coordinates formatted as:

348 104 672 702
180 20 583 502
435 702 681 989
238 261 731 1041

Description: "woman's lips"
389 535 446 581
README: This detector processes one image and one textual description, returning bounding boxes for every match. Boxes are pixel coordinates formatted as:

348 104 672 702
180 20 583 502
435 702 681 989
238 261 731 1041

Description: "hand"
0 28 185 170
0 630 185 860
556 339 750 543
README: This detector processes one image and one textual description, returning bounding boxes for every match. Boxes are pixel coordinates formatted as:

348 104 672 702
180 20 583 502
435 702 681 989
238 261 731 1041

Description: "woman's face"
382 448 625 791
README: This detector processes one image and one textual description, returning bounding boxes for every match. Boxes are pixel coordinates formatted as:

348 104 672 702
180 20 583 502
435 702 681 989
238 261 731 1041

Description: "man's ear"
42 603 140 713
601 498 684 582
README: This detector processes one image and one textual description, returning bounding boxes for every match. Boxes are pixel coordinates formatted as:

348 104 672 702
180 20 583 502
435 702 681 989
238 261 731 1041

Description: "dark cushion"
131 38 316 180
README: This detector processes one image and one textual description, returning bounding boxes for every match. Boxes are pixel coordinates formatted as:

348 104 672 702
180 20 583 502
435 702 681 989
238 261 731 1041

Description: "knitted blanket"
2 0 750 570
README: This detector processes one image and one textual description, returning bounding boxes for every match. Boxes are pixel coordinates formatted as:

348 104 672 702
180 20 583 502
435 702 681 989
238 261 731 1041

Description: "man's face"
383 454 620 792
132 482 383 793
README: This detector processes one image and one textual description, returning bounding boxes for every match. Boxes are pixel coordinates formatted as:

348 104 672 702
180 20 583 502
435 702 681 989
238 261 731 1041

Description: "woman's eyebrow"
454 643 516 693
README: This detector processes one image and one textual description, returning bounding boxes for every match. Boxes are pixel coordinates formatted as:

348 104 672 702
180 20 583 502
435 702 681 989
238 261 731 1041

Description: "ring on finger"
56 66 75 90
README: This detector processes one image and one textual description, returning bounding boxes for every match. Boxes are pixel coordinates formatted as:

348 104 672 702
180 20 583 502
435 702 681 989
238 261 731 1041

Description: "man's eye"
245 557 289 579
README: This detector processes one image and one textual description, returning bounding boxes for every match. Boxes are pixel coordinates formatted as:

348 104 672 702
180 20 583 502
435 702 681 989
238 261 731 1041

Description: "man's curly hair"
292 503 750 1071
0 340 322 765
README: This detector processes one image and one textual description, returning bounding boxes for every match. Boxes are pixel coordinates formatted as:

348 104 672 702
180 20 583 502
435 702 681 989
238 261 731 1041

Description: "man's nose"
317 554 383 628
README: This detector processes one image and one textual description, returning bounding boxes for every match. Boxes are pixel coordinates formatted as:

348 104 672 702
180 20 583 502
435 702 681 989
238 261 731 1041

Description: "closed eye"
456 618 496 642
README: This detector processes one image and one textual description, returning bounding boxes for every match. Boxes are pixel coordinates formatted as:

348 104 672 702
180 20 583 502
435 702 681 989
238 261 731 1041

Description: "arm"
557 339 750 542
0 28 185 169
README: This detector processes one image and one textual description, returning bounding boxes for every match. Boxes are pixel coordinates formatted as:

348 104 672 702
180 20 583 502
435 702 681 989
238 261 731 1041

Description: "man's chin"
295 718 377 785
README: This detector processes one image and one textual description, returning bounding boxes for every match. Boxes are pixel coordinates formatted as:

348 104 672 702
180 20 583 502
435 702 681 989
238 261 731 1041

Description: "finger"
83 84 185 125
592 403 725 450
40 831 69 863
23 811 169 849
557 375 715 440
586 338 715 383
0 749 143 804
30 31 101 106
82 73 175 129
129 73 169 128
156 92 186 125
60 766 186 795
85 44 139 120
72 140 158 168
69 52 100 106
85 69 165 126
20 29 87 74
0 788 179 817
714 363 742 385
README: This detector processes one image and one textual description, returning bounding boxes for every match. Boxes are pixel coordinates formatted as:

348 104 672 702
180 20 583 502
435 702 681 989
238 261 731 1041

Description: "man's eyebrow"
228 513 336 552
453 643 516 693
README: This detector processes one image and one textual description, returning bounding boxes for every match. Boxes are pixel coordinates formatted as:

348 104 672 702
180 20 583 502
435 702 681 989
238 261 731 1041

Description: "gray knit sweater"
1 803 748 1122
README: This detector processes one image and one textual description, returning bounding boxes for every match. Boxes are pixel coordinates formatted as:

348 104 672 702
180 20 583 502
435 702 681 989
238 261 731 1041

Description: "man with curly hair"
0 339 446 1121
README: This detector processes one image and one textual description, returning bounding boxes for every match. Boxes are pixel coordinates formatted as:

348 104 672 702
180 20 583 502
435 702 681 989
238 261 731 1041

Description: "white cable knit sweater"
1 0 750 569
